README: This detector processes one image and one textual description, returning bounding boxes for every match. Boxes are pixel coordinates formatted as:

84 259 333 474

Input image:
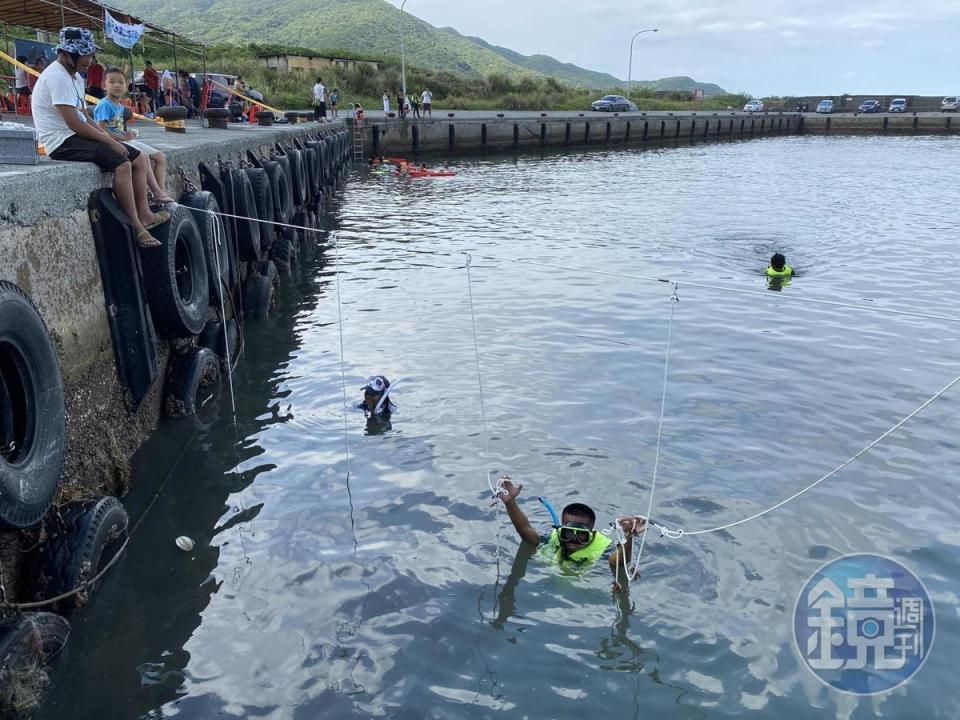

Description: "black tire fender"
164 347 221 417
288 148 307 206
198 318 240 372
306 141 325 185
230 168 261 261
181 191 230 306
243 274 274 320
304 147 320 198
272 229 298 275
244 167 275 251
291 210 309 244
140 205 209 338
29 496 128 613
262 159 291 226
274 154 296 217
0 282 65 530
0 612 70 689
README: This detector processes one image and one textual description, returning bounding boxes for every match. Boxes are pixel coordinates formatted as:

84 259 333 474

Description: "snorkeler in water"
356 375 397 415
766 253 793 278
497 476 646 584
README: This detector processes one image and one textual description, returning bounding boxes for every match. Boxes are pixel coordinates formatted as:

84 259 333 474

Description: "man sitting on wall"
32 27 168 247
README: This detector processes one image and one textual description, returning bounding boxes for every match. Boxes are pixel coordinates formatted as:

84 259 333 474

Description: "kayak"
397 170 457 178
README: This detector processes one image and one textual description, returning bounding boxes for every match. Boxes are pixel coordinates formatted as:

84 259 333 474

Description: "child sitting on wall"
93 67 174 204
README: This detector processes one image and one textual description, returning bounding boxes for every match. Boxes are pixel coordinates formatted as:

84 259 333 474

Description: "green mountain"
118 0 725 92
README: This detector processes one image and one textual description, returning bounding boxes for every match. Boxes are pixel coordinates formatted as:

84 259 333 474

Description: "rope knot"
657 524 684 539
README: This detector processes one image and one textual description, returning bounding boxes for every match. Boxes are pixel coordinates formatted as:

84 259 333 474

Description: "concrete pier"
358 109 957 157
0 118 347 593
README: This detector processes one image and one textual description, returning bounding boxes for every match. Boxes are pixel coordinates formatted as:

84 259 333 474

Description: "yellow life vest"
766 264 793 278
540 528 612 573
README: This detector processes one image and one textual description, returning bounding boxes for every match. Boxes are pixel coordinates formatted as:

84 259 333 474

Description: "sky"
386 0 959 96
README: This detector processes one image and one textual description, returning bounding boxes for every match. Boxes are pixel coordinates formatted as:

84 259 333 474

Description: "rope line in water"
625 283 680 581
331 232 353 482
465 251 960 326
653 371 960 539
464 254 498 499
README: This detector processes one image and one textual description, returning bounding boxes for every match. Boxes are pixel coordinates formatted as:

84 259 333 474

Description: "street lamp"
627 28 658 98
400 0 409 99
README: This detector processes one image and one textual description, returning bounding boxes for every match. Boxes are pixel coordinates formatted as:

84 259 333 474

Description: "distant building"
258 54 381 73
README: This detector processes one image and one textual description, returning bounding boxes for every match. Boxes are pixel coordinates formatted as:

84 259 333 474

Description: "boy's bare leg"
131 152 157 226
112 161 147 232
151 153 169 196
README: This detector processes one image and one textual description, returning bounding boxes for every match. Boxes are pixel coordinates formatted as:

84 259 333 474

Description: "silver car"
942 96 959 112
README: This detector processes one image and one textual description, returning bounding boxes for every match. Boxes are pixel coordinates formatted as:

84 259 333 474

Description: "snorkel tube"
538 496 561 529
373 377 399 414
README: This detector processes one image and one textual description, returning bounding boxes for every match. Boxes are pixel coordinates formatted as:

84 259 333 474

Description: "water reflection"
39 136 960 720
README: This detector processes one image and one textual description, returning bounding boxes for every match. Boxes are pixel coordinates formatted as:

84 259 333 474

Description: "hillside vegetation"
115 0 725 95
113 41 745 113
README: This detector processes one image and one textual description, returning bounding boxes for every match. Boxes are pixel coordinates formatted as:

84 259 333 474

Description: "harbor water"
41 134 960 719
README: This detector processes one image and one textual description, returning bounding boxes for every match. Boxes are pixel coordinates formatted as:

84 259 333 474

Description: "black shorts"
318 101 327 117
49 134 140 172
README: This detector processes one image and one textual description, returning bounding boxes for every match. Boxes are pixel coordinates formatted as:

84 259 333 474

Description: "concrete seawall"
363 111 804 156
358 110 957 157
0 119 346 593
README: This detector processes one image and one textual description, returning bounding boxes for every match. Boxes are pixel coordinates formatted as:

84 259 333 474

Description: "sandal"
155 195 176 205
144 210 171 229
136 229 161 248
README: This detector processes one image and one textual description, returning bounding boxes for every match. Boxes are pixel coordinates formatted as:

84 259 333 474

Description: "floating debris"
175 536 194 552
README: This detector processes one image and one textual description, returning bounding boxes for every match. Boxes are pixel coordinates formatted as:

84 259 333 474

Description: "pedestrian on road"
330 87 339 118
410 92 421 118
396 90 405 119
382 92 390 114
313 76 327 122
421 88 432 117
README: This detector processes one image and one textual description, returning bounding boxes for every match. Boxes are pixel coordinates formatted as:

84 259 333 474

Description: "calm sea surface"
41 135 960 719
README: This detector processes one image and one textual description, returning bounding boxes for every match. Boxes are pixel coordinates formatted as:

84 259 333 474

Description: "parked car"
888 98 908 112
942 96 959 112
816 99 834 114
590 95 636 112
857 100 882 113
743 99 764 112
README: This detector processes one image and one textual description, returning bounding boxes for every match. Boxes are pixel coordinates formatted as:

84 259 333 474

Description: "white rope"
331 232 353 481
465 251 960 326
210 210 237 421
654 371 960 539
464 254 499 498
623 282 680 581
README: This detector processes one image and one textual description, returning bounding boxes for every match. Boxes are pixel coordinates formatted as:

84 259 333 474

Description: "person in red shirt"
85 55 104 98
142 60 160 113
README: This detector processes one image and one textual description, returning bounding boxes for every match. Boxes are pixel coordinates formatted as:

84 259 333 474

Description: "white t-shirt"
313 83 326 103
15 67 29 88
421 90 432 104
32 61 87 153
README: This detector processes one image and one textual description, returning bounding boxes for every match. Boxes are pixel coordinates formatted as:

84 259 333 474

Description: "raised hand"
498 475 522 504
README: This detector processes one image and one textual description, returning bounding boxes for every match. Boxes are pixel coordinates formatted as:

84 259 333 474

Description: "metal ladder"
352 121 364 163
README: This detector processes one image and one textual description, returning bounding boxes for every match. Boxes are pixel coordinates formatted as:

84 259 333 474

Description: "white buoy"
175 536 194 552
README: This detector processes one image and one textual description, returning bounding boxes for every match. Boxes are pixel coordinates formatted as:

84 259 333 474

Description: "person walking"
330 87 339 118
396 90 405 119
312 76 327 122
142 60 159 113
410 91 421 118
382 92 390 114
421 88 432 117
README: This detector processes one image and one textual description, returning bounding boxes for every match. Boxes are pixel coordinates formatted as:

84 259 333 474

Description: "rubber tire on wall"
140 205 209 338
306 141 325 185
304 147 320 199
243 274 274 320
28 496 128 613
287 149 307 207
198 318 240 373
181 191 230 306
0 612 70 689
272 229 298 275
274 154 296 217
245 167 275 252
230 169 261 261
262 160 291 226
291 210 308 243
0 282 65 530
164 347 221 417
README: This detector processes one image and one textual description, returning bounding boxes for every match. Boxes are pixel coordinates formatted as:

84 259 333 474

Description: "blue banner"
104 10 145 50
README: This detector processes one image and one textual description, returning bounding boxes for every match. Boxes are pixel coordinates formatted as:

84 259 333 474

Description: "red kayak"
399 169 457 178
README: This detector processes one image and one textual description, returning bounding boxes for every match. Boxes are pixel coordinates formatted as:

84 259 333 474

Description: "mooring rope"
622 282 680 582
210 209 238 422
331 232 353 482
652 371 960 539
